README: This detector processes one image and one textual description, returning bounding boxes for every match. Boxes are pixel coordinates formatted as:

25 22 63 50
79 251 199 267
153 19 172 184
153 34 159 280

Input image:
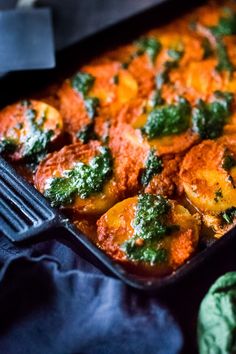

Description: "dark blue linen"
0 236 183 354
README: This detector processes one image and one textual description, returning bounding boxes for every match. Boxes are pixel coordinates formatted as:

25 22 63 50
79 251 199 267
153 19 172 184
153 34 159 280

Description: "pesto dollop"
121 194 179 265
210 7 236 36
156 46 184 90
210 8 236 73
192 91 233 139
0 104 54 167
142 97 191 139
44 147 113 207
71 72 95 97
71 71 100 134
141 149 163 187
135 37 162 64
22 108 54 165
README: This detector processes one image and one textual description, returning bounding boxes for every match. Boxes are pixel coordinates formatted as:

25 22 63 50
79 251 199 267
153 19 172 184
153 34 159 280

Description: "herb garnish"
71 71 100 125
44 147 113 207
221 206 236 224
0 137 17 154
142 97 191 139
135 37 162 64
222 154 236 171
71 72 95 96
141 149 163 186
214 188 223 203
156 47 184 90
210 7 236 36
21 108 54 166
121 194 179 265
192 91 233 139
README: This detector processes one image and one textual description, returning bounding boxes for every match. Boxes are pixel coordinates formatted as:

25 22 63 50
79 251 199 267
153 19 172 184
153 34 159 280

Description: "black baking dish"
0 0 233 291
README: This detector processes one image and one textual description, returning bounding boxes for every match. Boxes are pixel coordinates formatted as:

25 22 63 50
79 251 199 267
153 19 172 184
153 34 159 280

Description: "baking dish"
2 0 233 291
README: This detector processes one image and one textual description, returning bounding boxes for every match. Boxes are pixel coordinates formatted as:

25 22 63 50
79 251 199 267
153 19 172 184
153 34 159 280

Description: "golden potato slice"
109 122 181 197
35 141 120 217
180 140 236 234
0 100 63 161
116 100 198 157
58 62 138 142
97 195 199 276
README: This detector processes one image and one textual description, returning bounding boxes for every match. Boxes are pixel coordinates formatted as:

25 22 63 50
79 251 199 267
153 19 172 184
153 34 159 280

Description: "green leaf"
198 272 236 354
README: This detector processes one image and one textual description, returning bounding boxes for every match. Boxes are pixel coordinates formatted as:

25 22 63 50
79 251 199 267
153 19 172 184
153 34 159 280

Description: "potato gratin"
1 0 236 276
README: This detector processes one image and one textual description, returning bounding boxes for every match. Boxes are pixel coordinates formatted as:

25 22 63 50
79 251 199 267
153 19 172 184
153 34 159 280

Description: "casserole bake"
1 0 236 283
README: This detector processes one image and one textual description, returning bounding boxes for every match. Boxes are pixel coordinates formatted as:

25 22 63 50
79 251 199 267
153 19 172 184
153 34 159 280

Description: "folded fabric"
0 252 183 354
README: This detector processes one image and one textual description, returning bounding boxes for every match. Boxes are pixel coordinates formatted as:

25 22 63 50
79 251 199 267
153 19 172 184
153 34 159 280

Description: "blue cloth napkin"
0 236 183 354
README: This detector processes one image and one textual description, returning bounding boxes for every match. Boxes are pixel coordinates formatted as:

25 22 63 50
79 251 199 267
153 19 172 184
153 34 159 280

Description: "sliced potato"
0 100 63 161
35 141 120 217
109 122 180 197
180 140 236 233
97 195 199 276
58 62 138 142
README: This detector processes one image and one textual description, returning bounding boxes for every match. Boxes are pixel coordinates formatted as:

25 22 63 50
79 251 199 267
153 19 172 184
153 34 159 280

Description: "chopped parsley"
141 149 163 186
44 147 113 207
221 207 236 224
142 97 191 139
121 194 179 265
192 91 233 139
135 37 162 64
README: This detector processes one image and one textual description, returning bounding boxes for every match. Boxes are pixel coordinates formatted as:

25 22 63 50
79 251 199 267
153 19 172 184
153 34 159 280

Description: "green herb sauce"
135 37 162 64
214 188 223 203
44 147 113 207
71 71 100 125
142 97 191 139
0 137 18 154
76 123 97 144
215 38 234 74
222 154 236 171
221 206 236 224
71 72 95 97
208 8 236 74
210 7 236 36
156 48 184 90
22 108 54 166
141 149 163 187
192 91 233 139
121 194 179 265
